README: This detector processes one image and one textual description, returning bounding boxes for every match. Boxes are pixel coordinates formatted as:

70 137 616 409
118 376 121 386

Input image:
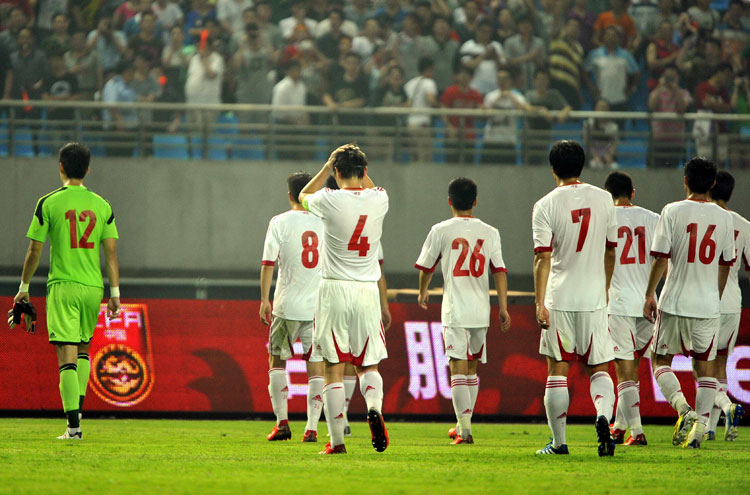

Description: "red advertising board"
1 297 749 418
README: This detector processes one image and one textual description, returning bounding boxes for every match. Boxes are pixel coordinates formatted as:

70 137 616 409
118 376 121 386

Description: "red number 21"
65 210 97 249
571 208 591 252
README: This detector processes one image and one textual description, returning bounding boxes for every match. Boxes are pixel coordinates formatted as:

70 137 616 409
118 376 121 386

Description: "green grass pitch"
0 418 747 494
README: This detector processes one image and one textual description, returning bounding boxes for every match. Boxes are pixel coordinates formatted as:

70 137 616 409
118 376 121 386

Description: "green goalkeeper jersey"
26 185 119 288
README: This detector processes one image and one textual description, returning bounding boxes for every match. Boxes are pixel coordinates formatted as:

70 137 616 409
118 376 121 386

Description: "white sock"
466 374 479 415
359 370 384 414
617 380 643 436
654 366 689 415
589 371 615 420
613 391 628 431
716 378 732 416
343 375 357 423
544 376 568 447
323 382 346 447
305 376 324 432
695 377 718 427
268 368 288 424
451 375 472 437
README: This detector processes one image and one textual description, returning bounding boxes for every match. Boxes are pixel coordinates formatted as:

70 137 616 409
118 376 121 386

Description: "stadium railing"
1 100 746 168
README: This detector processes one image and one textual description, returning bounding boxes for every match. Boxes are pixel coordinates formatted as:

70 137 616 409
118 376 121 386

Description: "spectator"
413 0 443 36
593 0 640 53
185 35 225 141
158 25 191 133
217 0 253 36
86 14 128 73
655 0 678 27
0 7 27 55
254 0 283 50
185 0 216 46
460 19 507 95
315 0 358 38
585 99 619 169
317 8 348 61
628 0 661 41
113 0 139 30
40 13 71 55
493 9 516 44
151 0 184 31
373 0 407 33
537 0 563 45
42 51 78 146
585 26 640 112
122 0 158 38
567 0 597 53
730 71 750 169
454 0 483 43
344 0 373 31
524 69 572 165
307 0 328 22
646 20 679 90
323 51 369 128
297 39 326 105
280 0 318 42
131 52 161 133
549 17 585 110
716 1 750 73
229 7 258 52
503 16 545 91
404 57 438 163
694 62 733 165
128 10 164 68
647 65 691 168
370 64 408 162
482 68 529 165
65 30 102 101
35 0 70 37
687 0 720 32
102 61 138 156
352 18 384 66
389 12 421 81
272 59 308 126
682 37 722 93
417 16 459 93
440 65 483 164
233 23 275 121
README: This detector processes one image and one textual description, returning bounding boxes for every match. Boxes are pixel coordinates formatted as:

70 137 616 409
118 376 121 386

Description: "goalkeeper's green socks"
59 363 80 429
77 352 91 411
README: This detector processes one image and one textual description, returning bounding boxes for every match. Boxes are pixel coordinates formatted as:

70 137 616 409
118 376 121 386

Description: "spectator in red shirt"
695 62 733 165
593 0 640 52
646 20 679 90
440 65 483 163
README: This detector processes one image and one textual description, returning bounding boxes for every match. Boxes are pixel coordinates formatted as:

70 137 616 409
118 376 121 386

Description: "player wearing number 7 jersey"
532 140 618 457
298 144 389 455
644 158 735 449
13 143 121 440
260 172 325 443
415 177 511 445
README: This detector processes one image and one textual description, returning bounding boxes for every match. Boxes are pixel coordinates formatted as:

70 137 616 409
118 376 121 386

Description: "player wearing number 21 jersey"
298 144 389 455
415 177 510 445
644 157 735 449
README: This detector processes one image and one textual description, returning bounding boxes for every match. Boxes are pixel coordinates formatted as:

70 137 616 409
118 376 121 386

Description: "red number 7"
571 208 591 252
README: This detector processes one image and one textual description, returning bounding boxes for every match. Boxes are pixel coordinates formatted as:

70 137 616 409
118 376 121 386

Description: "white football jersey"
261 210 324 320
306 187 388 282
651 199 735 319
532 182 618 311
608 205 660 317
415 216 506 328
720 209 750 314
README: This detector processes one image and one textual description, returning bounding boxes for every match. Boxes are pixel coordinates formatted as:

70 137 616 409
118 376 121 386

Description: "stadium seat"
153 134 189 159
230 134 265 161
617 138 648 169
190 136 227 160
0 121 7 157
12 128 35 157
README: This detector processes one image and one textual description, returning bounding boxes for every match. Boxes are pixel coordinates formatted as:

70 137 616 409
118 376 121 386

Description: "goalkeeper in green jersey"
13 142 121 439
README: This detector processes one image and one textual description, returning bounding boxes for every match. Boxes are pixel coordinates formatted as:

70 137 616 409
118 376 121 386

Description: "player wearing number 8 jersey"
415 177 511 445
298 144 389 455
13 143 121 440
644 158 735 449
532 140 618 457
260 173 325 443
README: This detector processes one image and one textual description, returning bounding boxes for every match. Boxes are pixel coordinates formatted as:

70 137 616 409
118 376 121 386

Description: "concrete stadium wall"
3 157 750 278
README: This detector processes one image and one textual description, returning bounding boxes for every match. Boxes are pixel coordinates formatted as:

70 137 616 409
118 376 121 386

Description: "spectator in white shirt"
217 0 254 35
280 0 318 41
273 59 309 159
404 57 438 163
152 0 184 31
459 19 507 95
185 37 225 147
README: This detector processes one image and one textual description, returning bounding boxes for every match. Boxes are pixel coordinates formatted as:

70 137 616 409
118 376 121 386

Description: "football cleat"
725 404 744 442
624 433 647 446
610 425 626 444
367 408 389 453
448 427 458 440
301 430 317 443
683 421 705 449
672 409 698 446
344 425 352 437
535 441 569 455
57 428 82 440
703 430 716 442
451 434 474 445
267 423 292 441
319 443 347 455
596 415 615 457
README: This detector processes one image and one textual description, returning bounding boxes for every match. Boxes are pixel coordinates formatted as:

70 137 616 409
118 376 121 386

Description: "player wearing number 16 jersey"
415 177 511 445
643 158 735 449
260 173 325 443
299 144 389 455
532 140 618 457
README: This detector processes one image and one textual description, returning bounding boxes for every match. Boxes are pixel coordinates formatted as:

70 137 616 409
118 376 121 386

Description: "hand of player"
418 290 429 310
643 295 657 323
381 307 392 331
13 291 29 305
107 297 121 319
499 308 511 332
259 300 273 326
536 304 550 329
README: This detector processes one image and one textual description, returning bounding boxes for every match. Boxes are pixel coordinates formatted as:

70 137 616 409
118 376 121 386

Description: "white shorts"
268 317 322 362
312 279 387 367
539 308 614 366
608 315 655 360
652 311 719 360
717 313 741 357
442 327 488 364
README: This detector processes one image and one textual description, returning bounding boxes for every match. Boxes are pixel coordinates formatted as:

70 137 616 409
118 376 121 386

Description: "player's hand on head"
107 297 121 319
259 301 273 326
499 309 511 332
535 304 550 329
643 296 657 323
418 291 429 310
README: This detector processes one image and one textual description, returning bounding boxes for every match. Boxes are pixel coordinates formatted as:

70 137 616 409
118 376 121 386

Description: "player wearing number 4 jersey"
415 177 511 445
260 173 326 443
12 143 121 440
604 172 660 447
532 140 618 457
644 158 735 449
299 144 389 455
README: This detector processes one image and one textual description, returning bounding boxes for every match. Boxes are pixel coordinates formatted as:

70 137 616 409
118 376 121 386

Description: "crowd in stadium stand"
0 0 748 166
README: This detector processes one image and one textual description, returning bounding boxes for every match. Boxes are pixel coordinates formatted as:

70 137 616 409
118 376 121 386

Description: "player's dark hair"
710 170 734 203
332 144 367 179
325 174 339 190
59 142 90 179
604 171 633 199
287 172 312 204
684 156 717 194
418 56 435 73
549 140 585 179
448 177 477 211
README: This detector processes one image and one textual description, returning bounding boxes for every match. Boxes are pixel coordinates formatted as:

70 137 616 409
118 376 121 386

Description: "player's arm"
643 256 668 323
533 251 551 329
102 238 121 318
604 245 616 300
259 264 275 326
718 264 730 299
299 146 343 206
492 270 511 332
377 266 391 331
14 240 44 304
417 270 433 309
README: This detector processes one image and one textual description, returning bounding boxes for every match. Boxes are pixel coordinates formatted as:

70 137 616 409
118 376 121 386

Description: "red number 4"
65 210 97 249
348 215 371 257
571 208 591 252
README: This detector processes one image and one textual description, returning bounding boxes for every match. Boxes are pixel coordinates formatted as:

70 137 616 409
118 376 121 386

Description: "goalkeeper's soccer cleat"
57 428 82 440
367 408 389 453
725 404 744 442
624 433 647 446
448 426 458 440
610 425 626 444
451 434 474 445
672 409 698 446
683 422 705 449
596 415 615 457
535 441 569 455
267 423 292 441
301 430 317 443
319 443 347 455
